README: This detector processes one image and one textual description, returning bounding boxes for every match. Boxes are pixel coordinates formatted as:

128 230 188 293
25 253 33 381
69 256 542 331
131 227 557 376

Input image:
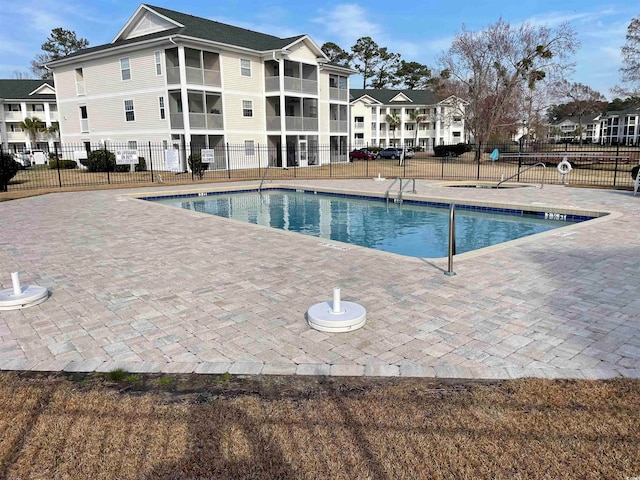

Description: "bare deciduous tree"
551 80 606 145
617 16 640 96
438 19 578 160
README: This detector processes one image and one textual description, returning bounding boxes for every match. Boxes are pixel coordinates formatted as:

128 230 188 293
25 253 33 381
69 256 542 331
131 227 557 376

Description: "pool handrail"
258 162 270 192
385 177 402 205
496 162 546 189
399 178 417 204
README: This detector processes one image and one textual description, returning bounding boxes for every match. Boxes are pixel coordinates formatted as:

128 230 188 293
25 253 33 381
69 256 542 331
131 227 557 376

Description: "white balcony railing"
265 77 279 92
354 121 364 130
185 67 221 87
189 113 224 130
329 87 348 101
330 120 348 133
76 81 85 96
80 119 89 133
266 116 318 131
2 111 23 121
166 67 180 84
283 77 318 94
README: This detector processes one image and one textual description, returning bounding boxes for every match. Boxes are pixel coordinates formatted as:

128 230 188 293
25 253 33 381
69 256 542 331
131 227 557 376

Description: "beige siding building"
48 4 352 170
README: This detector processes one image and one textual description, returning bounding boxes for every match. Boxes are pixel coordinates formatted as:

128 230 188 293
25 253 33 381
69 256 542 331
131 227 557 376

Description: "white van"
20 149 47 166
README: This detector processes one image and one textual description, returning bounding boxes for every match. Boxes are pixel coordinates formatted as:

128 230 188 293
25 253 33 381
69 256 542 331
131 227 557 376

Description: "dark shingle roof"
147 5 305 50
0 79 55 100
350 89 442 105
58 4 308 62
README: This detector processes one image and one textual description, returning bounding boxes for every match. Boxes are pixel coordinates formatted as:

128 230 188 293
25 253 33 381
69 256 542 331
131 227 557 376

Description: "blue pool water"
149 189 587 258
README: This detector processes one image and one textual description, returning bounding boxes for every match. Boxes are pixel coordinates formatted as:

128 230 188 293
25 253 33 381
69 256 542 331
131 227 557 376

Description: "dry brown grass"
3 148 638 203
0 372 638 479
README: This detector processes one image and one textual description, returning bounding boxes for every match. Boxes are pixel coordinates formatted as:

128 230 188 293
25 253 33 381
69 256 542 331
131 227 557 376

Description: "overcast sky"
0 0 635 98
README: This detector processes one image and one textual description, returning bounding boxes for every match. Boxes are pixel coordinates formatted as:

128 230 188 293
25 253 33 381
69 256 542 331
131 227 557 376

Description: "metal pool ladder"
386 178 417 204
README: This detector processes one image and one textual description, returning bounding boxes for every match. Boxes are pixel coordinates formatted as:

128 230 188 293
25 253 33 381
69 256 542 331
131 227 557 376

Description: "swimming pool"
147 189 592 258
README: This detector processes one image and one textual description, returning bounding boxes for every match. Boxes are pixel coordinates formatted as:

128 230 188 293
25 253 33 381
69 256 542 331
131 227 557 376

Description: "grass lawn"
0 372 638 479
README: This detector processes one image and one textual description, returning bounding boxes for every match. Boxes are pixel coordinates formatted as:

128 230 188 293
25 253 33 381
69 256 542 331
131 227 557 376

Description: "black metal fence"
2 141 639 192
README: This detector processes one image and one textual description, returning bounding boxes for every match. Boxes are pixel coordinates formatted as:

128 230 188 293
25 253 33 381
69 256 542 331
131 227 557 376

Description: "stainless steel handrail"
385 177 402 205
398 178 416 204
258 161 270 192
496 162 546 189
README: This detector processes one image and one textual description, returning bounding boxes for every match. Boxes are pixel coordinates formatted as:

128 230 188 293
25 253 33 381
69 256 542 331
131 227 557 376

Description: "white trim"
240 58 251 77
28 83 56 96
111 4 183 43
120 57 131 81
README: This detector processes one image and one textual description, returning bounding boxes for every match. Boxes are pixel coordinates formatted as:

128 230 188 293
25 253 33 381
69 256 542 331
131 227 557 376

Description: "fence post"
190 142 194 181
148 141 154 183
257 143 261 180
476 141 481 180
329 149 332 178
226 143 231 179
54 143 62 188
104 141 110 185
613 154 618 187
517 154 522 182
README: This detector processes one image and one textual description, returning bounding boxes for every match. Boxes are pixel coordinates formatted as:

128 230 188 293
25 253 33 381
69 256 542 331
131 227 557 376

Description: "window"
124 100 135 122
79 106 89 133
120 57 131 80
128 140 138 150
240 58 251 77
154 51 162 76
244 140 255 156
453 131 461 138
7 104 21 111
242 100 253 117
159 97 165 120
355 133 364 139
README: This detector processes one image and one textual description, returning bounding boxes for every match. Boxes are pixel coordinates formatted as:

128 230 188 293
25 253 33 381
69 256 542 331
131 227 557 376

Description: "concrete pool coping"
129 182 620 262
0 179 639 379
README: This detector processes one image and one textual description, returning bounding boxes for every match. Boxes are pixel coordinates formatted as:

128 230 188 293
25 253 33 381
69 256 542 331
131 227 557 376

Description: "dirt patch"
1 372 638 479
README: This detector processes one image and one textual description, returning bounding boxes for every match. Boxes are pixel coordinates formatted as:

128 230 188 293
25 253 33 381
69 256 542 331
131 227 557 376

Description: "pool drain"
307 288 366 332
0 272 49 311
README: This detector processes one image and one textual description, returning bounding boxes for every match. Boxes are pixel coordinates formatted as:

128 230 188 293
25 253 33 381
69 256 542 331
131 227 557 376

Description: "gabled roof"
600 104 640 118
350 89 442 105
552 114 600 126
0 79 56 101
49 4 314 65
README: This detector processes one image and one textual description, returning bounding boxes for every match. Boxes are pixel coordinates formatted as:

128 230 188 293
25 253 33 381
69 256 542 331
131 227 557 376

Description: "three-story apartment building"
47 4 352 170
0 80 58 154
598 105 640 146
349 89 465 149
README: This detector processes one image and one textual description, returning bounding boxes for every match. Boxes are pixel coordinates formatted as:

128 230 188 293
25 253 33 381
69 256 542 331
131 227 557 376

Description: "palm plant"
18 117 45 149
409 110 428 150
385 113 400 145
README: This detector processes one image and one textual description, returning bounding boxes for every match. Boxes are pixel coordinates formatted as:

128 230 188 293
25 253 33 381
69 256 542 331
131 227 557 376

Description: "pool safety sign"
201 149 216 163
116 150 139 165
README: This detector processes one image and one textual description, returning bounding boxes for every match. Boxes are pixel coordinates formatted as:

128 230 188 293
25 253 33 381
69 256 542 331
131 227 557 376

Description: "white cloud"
312 4 382 47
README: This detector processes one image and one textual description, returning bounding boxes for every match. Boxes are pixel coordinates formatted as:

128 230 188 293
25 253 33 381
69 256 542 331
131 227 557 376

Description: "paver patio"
1 179 639 379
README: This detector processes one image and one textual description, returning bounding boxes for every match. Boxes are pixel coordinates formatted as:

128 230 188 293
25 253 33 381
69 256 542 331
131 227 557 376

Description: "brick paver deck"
1 179 639 379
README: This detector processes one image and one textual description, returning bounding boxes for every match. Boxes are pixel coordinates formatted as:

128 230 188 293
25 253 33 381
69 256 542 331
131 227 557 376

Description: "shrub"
81 150 116 172
49 159 78 169
0 152 20 192
188 152 206 179
433 143 472 157
135 157 147 172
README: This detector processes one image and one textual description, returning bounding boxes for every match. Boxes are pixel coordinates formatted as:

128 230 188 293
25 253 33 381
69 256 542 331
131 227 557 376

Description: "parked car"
348 149 376 161
12 152 31 168
376 148 415 160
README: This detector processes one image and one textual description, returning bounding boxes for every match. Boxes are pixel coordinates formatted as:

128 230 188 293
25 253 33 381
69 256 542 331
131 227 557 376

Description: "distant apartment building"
598 105 640 146
548 115 601 143
349 89 465 149
47 4 352 170
0 79 59 154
